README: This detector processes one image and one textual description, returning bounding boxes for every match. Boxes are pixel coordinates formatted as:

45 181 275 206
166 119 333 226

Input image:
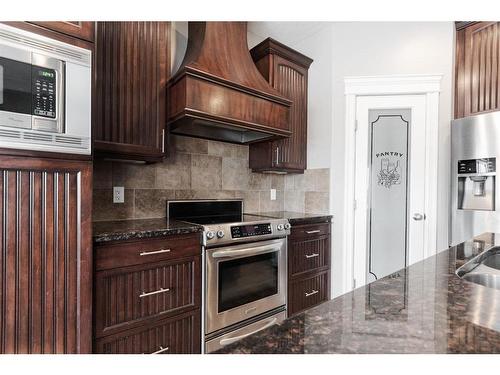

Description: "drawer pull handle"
305 230 321 234
139 248 171 256
151 345 169 354
305 289 319 297
139 287 170 298
305 253 319 259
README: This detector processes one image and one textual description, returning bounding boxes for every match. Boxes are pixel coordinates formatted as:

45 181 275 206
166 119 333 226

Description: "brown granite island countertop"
251 211 333 225
93 218 203 243
216 233 500 354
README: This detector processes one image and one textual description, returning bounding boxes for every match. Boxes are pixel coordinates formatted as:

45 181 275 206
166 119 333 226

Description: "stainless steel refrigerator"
451 111 500 246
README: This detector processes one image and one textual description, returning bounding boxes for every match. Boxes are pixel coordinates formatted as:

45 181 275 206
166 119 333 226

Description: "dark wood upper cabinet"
28 22 95 43
0 156 92 353
93 22 170 162
249 38 313 173
455 22 500 119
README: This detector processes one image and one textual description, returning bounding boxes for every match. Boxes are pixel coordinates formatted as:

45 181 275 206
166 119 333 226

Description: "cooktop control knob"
217 230 225 238
284 223 291 230
206 231 215 240
277 223 284 231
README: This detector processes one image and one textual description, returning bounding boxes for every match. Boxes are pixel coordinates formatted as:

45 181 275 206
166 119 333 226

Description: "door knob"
413 213 425 221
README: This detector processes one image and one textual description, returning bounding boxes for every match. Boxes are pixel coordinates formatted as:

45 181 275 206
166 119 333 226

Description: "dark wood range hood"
168 22 292 144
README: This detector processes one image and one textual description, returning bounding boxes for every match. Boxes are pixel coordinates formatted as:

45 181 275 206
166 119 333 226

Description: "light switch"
270 189 276 201
113 186 125 203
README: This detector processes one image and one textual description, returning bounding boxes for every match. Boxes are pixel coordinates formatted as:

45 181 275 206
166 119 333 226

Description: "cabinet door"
0 156 92 353
456 22 500 118
94 22 170 162
271 56 308 171
29 22 95 42
94 309 201 354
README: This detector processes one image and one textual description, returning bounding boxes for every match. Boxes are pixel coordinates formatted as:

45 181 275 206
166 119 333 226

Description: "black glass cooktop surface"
167 200 272 225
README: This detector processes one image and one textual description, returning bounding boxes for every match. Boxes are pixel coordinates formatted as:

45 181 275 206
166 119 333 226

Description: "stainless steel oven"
205 237 287 335
167 199 290 353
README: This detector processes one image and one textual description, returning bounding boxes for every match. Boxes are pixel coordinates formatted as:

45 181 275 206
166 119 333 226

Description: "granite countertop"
93 218 203 244
216 233 500 354
251 211 333 225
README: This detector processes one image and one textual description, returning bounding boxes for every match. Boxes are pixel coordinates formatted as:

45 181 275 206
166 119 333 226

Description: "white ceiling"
247 22 330 46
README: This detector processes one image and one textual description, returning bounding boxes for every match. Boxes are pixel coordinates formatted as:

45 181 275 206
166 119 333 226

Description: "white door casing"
343 75 441 294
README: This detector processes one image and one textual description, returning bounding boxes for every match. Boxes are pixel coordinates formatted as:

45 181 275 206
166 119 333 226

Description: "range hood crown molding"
168 22 292 145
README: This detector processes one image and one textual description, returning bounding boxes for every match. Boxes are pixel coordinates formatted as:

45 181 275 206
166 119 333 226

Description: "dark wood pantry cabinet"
0 156 93 353
249 38 313 173
93 22 171 162
287 222 331 317
93 233 202 354
455 22 500 119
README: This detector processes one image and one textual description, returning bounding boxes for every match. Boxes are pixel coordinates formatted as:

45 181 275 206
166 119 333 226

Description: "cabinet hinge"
354 120 358 132
353 279 357 288
353 199 357 210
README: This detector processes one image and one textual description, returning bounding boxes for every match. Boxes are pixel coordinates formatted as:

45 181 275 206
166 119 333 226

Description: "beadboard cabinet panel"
455 22 500 118
0 157 92 353
94 22 170 162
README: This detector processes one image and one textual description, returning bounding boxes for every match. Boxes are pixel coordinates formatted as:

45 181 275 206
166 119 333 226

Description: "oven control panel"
231 223 272 239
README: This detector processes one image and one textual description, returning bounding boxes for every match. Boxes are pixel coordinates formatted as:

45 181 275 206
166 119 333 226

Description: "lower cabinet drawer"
289 235 330 277
94 256 201 338
289 223 330 240
94 309 201 354
288 271 329 317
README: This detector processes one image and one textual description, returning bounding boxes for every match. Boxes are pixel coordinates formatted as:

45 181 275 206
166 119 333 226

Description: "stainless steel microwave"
0 24 91 154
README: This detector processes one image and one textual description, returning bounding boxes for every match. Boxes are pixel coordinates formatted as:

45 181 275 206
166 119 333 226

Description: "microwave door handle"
219 317 278 347
211 244 281 259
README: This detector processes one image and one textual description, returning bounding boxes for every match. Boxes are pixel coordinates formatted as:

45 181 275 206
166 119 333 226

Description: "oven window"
0 57 32 114
218 252 278 313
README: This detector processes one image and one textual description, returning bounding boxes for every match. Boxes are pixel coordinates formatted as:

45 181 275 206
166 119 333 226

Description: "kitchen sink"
462 273 500 289
457 246 500 290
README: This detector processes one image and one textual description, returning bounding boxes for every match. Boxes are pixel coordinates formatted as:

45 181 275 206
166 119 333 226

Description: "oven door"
205 238 287 334
0 47 32 129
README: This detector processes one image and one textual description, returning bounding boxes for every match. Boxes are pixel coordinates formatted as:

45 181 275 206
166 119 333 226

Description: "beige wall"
93 135 330 221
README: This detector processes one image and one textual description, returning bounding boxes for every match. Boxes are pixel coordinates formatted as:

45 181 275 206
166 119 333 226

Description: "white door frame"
342 74 442 294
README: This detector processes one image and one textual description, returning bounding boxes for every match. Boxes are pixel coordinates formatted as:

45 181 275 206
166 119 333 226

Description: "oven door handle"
211 243 281 259
219 317 278 347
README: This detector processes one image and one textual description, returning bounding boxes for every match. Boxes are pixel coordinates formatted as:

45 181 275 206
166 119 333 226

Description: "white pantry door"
354 95 427 287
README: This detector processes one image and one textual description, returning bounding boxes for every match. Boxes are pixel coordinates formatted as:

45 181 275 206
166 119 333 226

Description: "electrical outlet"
270 189 277 201
113 186 125 203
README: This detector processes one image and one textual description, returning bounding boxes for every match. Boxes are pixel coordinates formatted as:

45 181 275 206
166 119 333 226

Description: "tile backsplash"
93 135 330 221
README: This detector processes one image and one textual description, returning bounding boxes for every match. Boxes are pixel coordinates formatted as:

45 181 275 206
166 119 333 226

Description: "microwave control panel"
32 66 56 118
231 223 272 239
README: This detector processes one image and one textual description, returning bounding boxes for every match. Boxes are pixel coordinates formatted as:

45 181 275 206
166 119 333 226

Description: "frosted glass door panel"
368 109 410 281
